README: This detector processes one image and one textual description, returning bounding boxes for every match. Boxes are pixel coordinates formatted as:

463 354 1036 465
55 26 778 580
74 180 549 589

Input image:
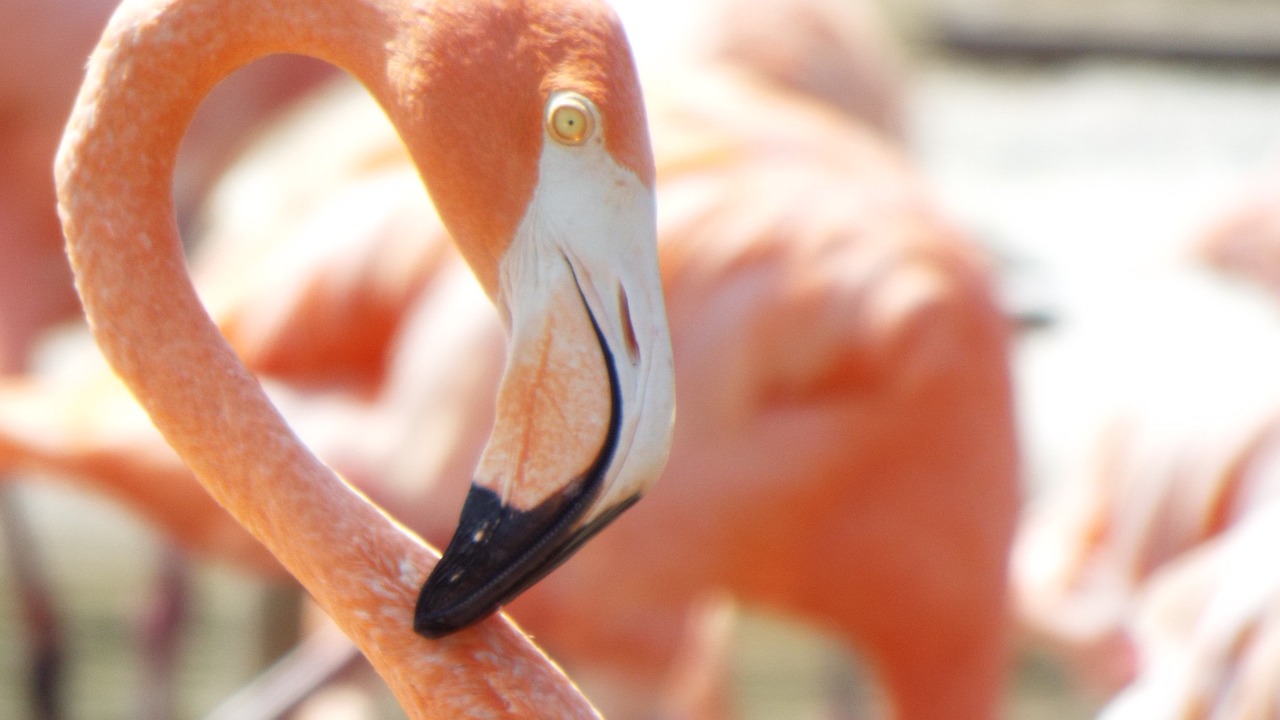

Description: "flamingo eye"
546 93 596 146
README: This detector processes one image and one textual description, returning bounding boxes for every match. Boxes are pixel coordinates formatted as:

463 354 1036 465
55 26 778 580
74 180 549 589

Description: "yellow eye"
546 93 596 146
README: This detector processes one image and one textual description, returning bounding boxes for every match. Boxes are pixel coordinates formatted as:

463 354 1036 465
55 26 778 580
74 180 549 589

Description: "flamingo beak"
414 147 674 638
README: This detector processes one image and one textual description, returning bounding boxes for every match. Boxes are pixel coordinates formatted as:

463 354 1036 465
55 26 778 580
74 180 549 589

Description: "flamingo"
1098 498 1280 719
1013 358 1280 695
1012 176 1280 714
1019 387 1280 719
54 0 675 714
1093 178 1280 718
11 0 1017 715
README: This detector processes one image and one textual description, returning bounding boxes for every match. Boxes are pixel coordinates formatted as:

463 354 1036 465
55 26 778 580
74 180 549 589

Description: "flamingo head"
398 0 675 637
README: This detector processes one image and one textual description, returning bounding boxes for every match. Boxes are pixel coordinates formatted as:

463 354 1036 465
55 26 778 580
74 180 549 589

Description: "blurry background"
5 0 1280 717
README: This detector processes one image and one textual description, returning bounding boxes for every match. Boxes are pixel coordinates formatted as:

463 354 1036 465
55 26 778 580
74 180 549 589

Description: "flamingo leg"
0 486 65 720
133 544 189 720
204 614 362 720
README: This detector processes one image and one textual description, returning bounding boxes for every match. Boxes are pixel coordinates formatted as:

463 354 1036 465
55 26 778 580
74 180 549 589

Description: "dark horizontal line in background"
934 6 1280 64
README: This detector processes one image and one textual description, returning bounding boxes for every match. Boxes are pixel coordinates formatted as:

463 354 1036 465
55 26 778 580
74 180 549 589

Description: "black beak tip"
412 548 489 639
412 482 583 639
412 601 466 640
412 481 642 640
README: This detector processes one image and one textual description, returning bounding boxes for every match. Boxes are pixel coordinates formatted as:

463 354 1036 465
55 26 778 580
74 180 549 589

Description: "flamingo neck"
55 0 596 715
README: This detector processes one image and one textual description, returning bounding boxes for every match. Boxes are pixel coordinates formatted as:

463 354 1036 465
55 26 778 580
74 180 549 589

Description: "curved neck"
56 0 595 715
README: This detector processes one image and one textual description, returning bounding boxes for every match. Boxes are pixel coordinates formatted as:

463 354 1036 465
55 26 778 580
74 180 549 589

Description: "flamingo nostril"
618 284 639 365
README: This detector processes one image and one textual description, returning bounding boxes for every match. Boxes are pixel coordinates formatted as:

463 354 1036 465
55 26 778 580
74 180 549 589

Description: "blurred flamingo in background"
1014 351 1280 694
0 0 330 372
0 3 329 716
612 0 906 140
1016 379 1280 718
4 0 1019 716
1198 168 1280 302
0 0 108 369
53 0 677 715
1098 497 1280 720
1102 170 1280 720
0 6 127 712
1012 169 1280 716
